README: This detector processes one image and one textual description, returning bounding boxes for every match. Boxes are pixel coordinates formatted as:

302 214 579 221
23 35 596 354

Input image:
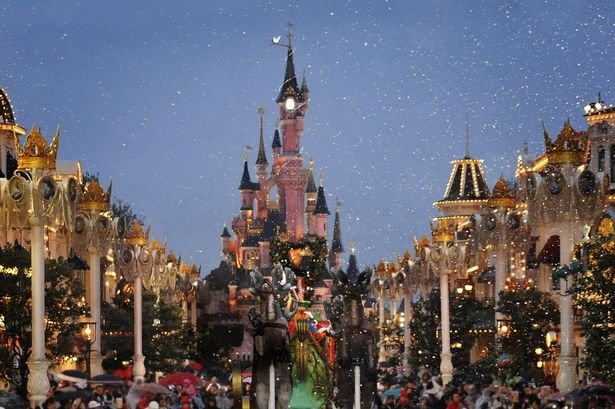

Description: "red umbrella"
188 361 203 371
112 366 132 380
158 372 201 386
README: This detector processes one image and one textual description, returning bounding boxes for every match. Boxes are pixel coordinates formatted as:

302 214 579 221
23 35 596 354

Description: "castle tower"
220 225 232 254
255 108 269 220
0 88 25 178
314 183 330 239
239 160 258 220
273 31 309 241
305 161 318 234
329 201 344 271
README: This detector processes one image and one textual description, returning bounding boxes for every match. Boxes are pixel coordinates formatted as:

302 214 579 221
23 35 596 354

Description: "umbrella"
188 361 204 370
112 366 133 380
132 383 171 395
158 372 201 386
61 369 88 380
89 373 124 385
567 383 615 402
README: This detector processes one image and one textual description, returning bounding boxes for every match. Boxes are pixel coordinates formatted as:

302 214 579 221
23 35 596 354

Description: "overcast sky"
1 1 613 273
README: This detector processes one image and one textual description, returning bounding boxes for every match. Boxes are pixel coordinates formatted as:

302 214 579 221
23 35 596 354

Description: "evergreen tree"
408 289 441 371
572 234 615 385
101 287 193 374
0 244 88 397
496 284 559 382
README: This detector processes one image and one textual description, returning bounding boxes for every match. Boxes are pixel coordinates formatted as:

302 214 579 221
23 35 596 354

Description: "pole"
378 288 386 364
403 288 412 376
88 247 103 376
268 362 275 409
28 217 50 408
354 365 361 409
556 224 577 393
133 274 146 382
86 341 92 378
439 261 453 386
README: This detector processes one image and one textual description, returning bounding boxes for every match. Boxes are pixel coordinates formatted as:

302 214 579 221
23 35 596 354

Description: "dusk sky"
1 1 613 274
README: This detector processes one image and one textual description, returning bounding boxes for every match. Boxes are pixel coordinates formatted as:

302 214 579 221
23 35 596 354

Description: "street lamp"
427 231 466 386
5 127 79 407
81 321 97 378
72 178 112 377
115 218 153 382
497 319 511 337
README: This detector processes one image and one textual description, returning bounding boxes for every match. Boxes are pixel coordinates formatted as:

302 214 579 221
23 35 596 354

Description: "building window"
611 145 615 178
598 147 605 172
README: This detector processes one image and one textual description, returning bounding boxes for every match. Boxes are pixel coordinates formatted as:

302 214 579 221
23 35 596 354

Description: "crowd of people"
34 374 237 409
376 371 615 409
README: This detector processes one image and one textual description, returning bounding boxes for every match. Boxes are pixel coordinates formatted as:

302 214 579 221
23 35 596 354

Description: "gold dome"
488 177 515 208
14 127 59 170
80 179 111 212
126 221 148 246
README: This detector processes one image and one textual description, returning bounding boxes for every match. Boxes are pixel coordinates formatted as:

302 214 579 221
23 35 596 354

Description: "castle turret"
329 202 344 271
272 129 282 158
314 183 330 239
273 32 308 241
255 108 269 220
220 225 232 254
305 161 318 234
239 161 258 219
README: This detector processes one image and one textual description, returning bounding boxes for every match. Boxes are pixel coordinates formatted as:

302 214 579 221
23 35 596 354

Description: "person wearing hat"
147 402 159 409
87 401 102 409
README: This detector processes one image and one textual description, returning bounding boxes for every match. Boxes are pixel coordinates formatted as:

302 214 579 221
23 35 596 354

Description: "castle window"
611 145 615 179
598 147 605 172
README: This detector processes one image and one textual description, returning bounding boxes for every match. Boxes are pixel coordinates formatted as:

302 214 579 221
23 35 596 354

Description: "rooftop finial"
243 145 252 162
350 240 356 255
336 198 341 212
598 91 603 104
464 111 470 158
256 107 268 165
319 171 324 187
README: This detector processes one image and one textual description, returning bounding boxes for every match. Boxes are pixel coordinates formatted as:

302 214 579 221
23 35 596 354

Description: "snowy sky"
1 1 613 274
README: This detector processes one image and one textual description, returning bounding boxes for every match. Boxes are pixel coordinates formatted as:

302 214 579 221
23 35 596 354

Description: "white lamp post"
5 127 79 407
116 219 153 382
72 178 113 376
427 232 466 386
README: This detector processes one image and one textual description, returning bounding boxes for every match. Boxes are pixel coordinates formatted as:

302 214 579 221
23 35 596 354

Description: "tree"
496 284 559 382
0 244 88 397
572 234 615 385
101 287 194 374
450 293 494 370
408 289 441 371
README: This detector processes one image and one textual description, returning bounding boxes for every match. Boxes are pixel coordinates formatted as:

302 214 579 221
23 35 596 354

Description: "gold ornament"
80 179 111 212
14 126 59 170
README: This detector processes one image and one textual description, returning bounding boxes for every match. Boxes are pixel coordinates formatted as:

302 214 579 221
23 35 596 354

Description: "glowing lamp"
464 283 473 291
535 347 543 355
285 97 296 111
456 287 463 294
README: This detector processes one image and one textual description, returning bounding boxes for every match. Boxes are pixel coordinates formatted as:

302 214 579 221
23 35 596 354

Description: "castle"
202 34 347 362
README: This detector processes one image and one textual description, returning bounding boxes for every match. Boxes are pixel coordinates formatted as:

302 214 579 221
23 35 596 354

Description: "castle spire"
239 160 254 190
271 129 281 149
256 107 268 166
331 201 343 253
305 160 317 194
314 182 330 215
276 29 301 104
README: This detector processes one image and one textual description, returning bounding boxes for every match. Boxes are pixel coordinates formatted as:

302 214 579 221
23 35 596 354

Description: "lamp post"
5 127 79 408
116 219 153 382
81 321 97 378
72 179 112 377
427 232 466 386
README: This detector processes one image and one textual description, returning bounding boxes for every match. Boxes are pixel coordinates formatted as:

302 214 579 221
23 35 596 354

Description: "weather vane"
272 22 294 48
